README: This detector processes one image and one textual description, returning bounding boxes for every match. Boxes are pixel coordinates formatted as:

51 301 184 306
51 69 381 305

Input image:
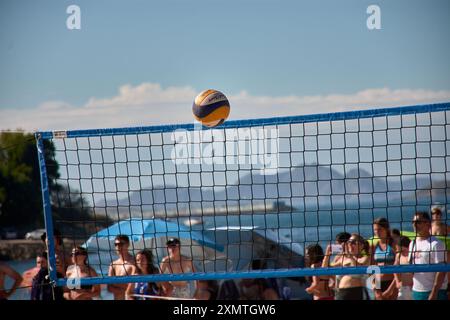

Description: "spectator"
305 244 334 300
384 236 413 300
65 246 100 300
238 259 279 300
430 206 450 300
371 217 397 300
41 229 70 275
160 238 196 299
328 232 351 290
323 233 370 300
22 252 47 292
431 206 449 236
108 235 135 300
126 249 171 300
409 211 448 300
31 251 64 300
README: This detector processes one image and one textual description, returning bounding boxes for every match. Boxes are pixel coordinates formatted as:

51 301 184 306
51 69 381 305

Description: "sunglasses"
114 242 126 247
347 239 358 244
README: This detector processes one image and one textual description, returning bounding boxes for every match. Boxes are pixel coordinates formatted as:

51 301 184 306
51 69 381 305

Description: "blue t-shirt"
134 281 160 300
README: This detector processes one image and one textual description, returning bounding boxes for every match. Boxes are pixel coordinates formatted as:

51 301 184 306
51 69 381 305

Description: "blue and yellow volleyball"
192 89 230 128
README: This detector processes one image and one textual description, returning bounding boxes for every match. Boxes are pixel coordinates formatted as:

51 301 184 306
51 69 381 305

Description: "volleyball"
192 89 230 128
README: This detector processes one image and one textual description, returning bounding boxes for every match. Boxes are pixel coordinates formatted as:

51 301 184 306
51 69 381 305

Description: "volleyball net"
36 102 450 287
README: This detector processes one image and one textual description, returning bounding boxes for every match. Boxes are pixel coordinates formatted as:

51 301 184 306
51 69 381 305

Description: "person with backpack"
30 251 64 300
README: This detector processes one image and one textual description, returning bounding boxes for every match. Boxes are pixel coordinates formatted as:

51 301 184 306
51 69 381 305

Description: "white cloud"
1 83 449 131
85 83 196 108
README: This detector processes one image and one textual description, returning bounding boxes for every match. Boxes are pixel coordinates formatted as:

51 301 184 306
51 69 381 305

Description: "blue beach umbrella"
88 218 224 252
83 218 230 277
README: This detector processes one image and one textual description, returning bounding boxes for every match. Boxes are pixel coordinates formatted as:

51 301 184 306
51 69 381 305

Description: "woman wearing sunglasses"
65 246 101 300
323 234 370 300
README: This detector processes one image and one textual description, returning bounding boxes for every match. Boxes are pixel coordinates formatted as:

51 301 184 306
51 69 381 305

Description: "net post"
35 131 58 285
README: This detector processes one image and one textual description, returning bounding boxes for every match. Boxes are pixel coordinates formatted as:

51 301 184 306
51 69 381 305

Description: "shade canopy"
89 218 224 252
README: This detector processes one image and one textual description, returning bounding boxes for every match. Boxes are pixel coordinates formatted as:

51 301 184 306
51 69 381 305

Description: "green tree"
0 131 59 231
0 131 111 236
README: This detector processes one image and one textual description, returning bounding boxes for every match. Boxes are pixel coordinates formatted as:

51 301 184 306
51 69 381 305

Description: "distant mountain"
94 163 447 219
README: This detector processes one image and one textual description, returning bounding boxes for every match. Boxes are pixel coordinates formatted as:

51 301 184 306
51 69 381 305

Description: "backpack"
31 268 64 300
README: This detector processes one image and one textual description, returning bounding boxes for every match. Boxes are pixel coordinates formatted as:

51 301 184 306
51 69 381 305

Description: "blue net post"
35 132 58 284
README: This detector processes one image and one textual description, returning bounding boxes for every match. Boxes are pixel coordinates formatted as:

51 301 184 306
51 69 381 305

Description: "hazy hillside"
93 163 447 220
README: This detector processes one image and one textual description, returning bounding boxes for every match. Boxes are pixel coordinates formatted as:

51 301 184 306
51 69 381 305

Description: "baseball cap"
166 238 180 246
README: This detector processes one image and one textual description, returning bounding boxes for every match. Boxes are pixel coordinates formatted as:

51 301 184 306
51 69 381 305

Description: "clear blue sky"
1 0 449 110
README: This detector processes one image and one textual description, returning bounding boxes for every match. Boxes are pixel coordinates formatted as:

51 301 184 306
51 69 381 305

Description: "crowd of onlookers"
0 207 448 300
304 208 449 300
